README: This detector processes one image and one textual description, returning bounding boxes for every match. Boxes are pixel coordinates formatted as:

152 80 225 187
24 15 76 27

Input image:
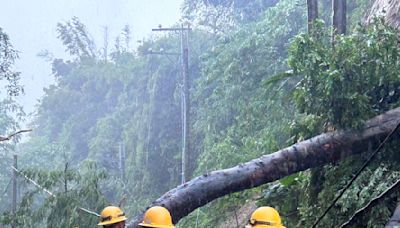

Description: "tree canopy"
3 0 400 227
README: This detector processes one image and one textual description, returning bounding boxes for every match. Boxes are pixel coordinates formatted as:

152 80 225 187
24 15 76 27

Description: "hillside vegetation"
3 0 400 227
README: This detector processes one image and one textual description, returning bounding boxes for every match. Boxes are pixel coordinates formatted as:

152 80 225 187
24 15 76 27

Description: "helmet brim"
138 223 175 228
97 216 127 226
253 225 285 228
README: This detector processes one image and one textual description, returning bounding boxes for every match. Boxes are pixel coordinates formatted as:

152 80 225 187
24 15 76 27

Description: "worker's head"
247 206 285 228
98 206 127 228
139 206 175 228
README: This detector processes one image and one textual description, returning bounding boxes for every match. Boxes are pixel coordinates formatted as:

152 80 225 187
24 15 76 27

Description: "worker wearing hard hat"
139 206 175 228
246 206 286 228
98 206 127 228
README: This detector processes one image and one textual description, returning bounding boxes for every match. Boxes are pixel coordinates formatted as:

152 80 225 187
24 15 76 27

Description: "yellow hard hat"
249 206 285 228
139 206 175 228
97 206 127 226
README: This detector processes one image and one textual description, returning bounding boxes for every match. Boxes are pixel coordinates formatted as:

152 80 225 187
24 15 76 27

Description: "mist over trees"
2 0 400 227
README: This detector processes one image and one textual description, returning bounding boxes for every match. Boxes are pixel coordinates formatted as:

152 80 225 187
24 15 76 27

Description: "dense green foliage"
180 2 305 226
0 27 23 97
193 0 304 172
3 0 399 227
263 18 400 228
0 27 24 137
289 19 400 129
1 16 200 227
2 161 108 227
0 27 25 226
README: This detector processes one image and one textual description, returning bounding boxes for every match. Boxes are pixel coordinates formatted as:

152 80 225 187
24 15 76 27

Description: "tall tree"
333 0 347 35
56 17 96 58
0 28 22 96
307 0 318 32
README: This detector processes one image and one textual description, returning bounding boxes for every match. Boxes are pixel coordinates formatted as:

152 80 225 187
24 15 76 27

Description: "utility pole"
181 24 190 185
12 154 17 228
103 26 109 61
151 25 191 184
118 142 126 182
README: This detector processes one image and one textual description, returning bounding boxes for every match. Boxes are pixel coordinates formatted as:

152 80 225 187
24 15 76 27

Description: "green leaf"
279 173 299 186
263 70 294 86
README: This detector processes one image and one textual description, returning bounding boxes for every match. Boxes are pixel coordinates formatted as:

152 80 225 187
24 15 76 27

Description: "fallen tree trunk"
127 107 400 227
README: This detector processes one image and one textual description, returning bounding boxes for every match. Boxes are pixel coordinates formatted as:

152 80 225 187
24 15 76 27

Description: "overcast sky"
0 0 183 115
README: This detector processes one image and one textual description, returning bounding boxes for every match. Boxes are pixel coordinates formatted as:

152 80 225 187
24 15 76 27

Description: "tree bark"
365 0 400 29
333 0 347 35
307 0 318 32
127 107 400 227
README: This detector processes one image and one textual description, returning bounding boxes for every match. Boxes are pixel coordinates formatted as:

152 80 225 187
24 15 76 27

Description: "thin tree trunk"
127 107 400 227
307 0 318 32
333 0 347 35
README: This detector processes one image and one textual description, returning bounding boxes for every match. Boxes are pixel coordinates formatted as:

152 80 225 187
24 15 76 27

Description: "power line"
340 178 400 227
0 178 12 200
10 165 56 198
144 51 180 56
11 165 101 219
1 178 12 196
152 27 190 32
78 207 100 217
312 120 400 227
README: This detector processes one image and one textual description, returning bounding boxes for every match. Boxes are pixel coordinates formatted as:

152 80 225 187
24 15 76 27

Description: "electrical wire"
12 165 100 218
311 120 400 227
0 178 12 204
11 165 56 198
